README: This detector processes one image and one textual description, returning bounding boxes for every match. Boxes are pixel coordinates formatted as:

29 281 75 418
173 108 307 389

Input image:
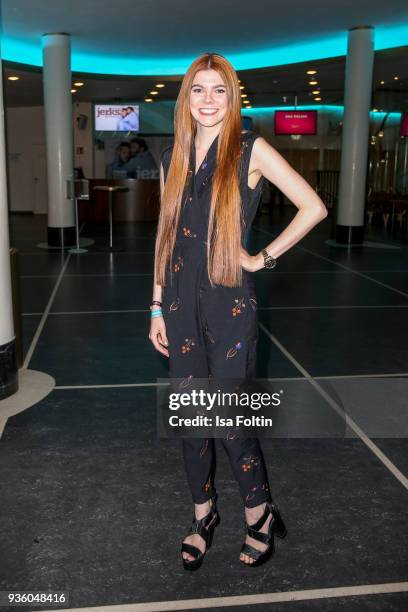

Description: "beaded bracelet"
151 308 163 318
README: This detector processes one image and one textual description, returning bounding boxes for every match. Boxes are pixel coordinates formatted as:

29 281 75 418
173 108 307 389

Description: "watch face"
262 250 276 269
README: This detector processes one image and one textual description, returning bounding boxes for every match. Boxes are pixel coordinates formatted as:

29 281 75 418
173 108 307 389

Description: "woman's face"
189 69 228 129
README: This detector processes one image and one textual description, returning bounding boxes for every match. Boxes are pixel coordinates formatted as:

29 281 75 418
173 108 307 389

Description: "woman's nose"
204 91 214 103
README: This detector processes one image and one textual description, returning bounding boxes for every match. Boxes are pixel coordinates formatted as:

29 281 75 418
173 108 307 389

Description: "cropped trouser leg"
202 289 273 508
164 276 273 508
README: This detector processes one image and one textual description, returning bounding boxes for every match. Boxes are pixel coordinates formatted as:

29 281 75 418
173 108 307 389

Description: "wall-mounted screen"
400 112 408 137
95 104 140 131
274 110 317 135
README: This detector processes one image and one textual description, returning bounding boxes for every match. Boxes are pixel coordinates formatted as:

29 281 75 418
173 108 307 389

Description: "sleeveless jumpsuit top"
159 130 264 382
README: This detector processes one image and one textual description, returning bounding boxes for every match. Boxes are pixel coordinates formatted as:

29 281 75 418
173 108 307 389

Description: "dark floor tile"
368 271 408 293
258 308 408 377
27 312 168 385
51 275 152 311
64 252 154 275
203 593 408 612
18 252 68 276
254 271 407 307
19 277 58 313
0 389 407 609
372 438 408 479
21 315 42 360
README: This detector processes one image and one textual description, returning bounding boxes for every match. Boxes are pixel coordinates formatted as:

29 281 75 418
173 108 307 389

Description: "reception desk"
80 179 160 223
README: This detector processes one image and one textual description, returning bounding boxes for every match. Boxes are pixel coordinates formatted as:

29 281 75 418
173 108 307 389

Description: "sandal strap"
189 508 218 542
181 542 202 559
189 519 210 543
247 525 271 544
240 542 264 562
248 503 271 532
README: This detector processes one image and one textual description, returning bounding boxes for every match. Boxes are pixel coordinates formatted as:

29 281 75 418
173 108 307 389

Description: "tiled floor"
0 209 407 611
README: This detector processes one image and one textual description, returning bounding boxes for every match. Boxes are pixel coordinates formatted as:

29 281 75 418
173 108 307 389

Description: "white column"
336 25 375 244
0 47 18 398
41 33 75 247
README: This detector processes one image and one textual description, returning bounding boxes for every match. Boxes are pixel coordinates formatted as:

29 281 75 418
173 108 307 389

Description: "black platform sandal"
240 501 287 567
181 494 220 571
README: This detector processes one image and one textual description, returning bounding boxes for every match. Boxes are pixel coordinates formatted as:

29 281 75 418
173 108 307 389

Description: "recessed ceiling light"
155 83 165 87
150 91 159 95
380 80 385 85
239 85 245 90
394 76 399 80
306 70 317 75
74 81 84 87
145 98 153 102
8 76 20 81
241 93 248 98
246 105 252 108
312 90 320 95
314 97 321 101
309 80 318 85
71 89 77 93
372 108 378 112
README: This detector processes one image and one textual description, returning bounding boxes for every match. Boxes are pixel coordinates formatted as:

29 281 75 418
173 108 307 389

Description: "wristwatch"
261 248 277 269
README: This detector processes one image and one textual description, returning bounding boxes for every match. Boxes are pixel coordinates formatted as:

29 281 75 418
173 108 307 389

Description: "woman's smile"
199 108 219 116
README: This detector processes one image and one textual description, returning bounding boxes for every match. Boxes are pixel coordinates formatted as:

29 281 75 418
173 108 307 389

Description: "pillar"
336 25 375 244
0 40 18 398
41 33 75 247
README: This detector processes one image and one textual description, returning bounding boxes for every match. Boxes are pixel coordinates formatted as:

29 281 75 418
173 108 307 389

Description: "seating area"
366 191 408 235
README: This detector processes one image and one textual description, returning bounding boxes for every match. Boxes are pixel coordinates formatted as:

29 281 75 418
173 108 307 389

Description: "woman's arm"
241 137 328 272
151 162 165 302
149 161 169 358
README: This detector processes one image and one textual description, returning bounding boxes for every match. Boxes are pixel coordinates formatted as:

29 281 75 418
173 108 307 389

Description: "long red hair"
154 52 245 288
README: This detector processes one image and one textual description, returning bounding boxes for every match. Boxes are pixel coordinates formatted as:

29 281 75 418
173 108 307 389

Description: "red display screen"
400 112 408 137
274 110 317 135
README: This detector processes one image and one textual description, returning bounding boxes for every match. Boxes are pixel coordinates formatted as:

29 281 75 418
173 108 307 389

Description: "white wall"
6 103 94 213
73 101 93 178
6 106 46 212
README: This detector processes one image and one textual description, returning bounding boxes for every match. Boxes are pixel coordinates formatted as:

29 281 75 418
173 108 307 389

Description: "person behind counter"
106 141 136 179
129 138 159 179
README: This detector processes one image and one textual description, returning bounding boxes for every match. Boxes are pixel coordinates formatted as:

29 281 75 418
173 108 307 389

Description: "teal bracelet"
151 309 163 318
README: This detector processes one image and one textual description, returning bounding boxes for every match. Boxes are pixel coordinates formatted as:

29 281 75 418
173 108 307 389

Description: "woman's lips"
199 108 218 115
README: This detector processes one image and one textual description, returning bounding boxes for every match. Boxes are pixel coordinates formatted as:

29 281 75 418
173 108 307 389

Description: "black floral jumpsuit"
160 130 273 509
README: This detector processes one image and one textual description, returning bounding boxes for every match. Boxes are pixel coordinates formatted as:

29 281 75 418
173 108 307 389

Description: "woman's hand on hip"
149 316 169 357
240 247 264 273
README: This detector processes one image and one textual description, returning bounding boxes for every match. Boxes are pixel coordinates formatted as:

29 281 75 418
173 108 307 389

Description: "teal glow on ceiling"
241 105 402 122
1 23 407 75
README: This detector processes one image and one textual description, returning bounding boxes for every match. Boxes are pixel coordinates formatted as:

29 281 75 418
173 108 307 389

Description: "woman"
149 53 328 570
